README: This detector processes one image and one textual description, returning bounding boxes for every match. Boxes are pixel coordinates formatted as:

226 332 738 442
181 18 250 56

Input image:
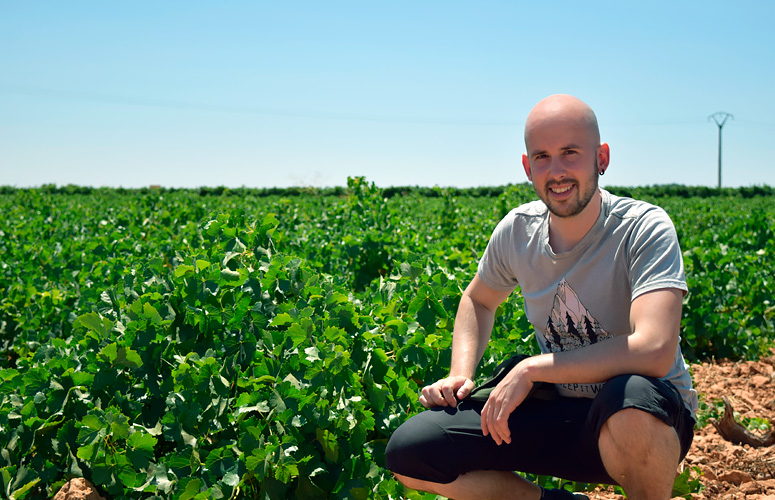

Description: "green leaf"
275 462 299 483
269 390 287 413
399 261 424 280
671 466 703 498
142 302 163 325
0 465 13 493
127 431 157 469
75 312 114 338
76 444 97 461
204 447 234 475
8 467 40 500
167 450 194 471
316 428 339 462
220 267 246 284
179 478 204 500
245 448 268 475
416 303 437 332
271 313 293 327
175 264 196 277
287 323 307 348
77 414 104 445
20 369 48 397
370 348 389 380
106 411 131 439
98 343 143 369
98 343 118 364
118 469 144 489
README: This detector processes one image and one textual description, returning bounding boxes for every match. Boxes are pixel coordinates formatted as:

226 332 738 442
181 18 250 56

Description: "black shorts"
385 372 695 485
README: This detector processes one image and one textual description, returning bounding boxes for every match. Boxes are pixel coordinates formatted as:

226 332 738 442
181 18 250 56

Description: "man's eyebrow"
529 144 584 156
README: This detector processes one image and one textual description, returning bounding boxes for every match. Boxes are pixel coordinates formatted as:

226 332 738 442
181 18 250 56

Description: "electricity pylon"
709 112 733 189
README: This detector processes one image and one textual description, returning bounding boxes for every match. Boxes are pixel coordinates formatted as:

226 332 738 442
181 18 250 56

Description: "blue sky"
2 1 773 189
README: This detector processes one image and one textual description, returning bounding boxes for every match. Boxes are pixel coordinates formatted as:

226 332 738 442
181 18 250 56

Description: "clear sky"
2 1 773 189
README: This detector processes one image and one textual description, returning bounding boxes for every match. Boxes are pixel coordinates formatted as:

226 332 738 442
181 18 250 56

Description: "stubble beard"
540 168 599 218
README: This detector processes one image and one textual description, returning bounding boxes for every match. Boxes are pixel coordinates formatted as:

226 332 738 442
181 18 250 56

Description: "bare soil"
589 358 775 499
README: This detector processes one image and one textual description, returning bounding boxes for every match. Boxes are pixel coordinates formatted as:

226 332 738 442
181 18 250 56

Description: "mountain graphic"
544 279 613 352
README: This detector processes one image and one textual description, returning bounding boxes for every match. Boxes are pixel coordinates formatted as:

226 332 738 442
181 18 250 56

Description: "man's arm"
481 287 683 445
419 275 511 408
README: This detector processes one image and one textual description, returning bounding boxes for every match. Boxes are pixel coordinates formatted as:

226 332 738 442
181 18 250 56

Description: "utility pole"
709 112 733 189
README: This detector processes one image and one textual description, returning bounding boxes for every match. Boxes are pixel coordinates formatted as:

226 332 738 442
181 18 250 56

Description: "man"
385 94 698 500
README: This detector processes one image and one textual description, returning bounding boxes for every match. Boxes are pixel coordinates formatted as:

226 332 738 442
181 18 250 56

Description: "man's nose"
547 158 567 179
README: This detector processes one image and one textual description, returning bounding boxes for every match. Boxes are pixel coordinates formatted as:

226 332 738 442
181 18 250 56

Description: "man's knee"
385 410 459 484
600 407 678 455
599 408 683 494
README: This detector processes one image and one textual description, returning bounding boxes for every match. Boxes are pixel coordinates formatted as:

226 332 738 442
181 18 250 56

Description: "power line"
735 119 775 128
5 82 775 132
0 82 522 127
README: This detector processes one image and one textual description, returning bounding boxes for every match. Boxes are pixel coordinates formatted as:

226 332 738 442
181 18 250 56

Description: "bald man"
385 95 697 500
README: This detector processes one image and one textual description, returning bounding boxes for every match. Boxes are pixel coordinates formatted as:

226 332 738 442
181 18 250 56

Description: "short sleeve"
477 212 520 293
628 207 688 299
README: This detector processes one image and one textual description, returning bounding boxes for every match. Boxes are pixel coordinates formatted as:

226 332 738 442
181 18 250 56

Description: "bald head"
524 94 600 150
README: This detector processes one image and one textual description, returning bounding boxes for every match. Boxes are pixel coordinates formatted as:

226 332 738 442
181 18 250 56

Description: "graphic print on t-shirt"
544 279 614 353
545 279 616 397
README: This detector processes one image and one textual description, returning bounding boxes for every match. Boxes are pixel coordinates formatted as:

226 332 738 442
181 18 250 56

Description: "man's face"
522 120 602 218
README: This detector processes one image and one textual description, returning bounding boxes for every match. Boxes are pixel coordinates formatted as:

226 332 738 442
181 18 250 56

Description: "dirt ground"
588 358 775 499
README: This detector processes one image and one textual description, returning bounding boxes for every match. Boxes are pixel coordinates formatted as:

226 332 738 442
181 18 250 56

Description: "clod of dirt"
53 478 106 500
717 470 754 486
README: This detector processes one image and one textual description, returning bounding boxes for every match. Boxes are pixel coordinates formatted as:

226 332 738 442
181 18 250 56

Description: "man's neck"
548 190 602 254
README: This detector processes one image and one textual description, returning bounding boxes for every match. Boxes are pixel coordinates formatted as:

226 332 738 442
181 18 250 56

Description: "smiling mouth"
549 184 574 194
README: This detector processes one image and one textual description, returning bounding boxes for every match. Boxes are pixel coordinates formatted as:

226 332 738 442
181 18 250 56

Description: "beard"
538 168 599 218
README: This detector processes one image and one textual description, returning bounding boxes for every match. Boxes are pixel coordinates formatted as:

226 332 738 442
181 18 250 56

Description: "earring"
599 170 605 176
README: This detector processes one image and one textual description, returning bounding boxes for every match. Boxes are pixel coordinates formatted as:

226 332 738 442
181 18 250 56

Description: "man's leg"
386 397 597 500
590 374 694 500
598 408 682 500
394 470 541 500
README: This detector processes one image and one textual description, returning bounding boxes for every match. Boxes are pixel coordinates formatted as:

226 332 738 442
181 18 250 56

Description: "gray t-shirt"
477 189 698 415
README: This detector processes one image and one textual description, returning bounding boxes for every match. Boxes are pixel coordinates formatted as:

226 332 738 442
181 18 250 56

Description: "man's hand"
419 376 475 408
481 361 535 445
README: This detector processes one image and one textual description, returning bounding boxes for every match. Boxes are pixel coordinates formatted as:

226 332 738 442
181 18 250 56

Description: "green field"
1 178 773 499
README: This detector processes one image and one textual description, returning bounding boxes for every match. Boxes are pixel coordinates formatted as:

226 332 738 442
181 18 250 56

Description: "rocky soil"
589 358 775 499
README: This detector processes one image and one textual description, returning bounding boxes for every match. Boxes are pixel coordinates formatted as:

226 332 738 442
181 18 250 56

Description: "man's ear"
522 154 532 181
597 143 611 171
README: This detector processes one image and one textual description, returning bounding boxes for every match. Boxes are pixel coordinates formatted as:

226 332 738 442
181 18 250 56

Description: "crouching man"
385 94 697 500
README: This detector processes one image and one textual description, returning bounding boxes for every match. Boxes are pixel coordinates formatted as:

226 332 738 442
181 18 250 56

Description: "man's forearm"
448 293 496 380
521 330 677 387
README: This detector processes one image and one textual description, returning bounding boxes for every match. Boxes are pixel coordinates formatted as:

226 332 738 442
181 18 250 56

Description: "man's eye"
563 150 577 156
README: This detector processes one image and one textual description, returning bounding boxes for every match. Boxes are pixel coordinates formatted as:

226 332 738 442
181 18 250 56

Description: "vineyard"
0 178 773 499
